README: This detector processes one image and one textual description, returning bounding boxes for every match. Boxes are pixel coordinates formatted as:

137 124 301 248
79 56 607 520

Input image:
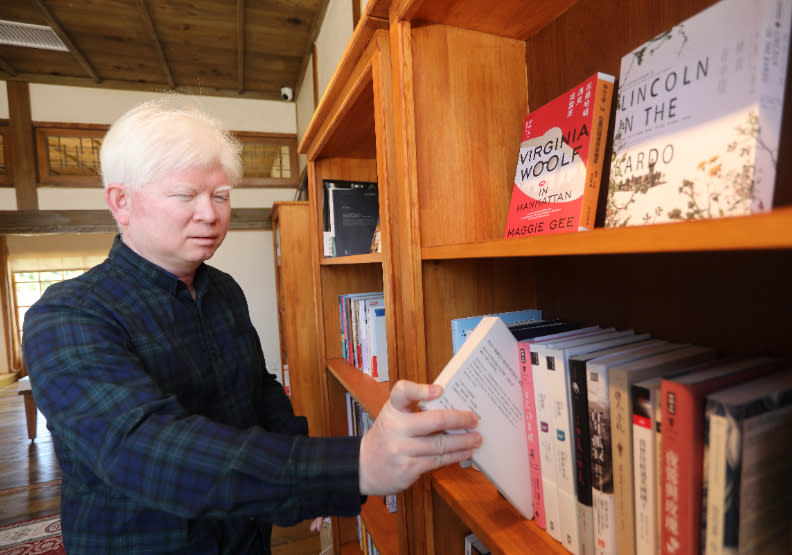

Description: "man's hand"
358 380 482 496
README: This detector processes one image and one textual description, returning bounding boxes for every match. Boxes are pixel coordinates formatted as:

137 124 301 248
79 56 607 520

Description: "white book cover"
586 342 683 555
533 328 614 540
542 330 650 554
420 316 534 519
606 0 791 227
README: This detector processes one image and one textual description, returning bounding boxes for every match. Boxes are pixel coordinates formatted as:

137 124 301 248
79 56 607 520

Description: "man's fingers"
405 406 479 436
388 379 441 411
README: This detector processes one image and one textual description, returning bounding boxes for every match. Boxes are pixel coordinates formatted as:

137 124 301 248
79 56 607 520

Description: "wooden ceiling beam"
237 0 245 94
0 208 272 234
31 0 102 83
137 0 175 89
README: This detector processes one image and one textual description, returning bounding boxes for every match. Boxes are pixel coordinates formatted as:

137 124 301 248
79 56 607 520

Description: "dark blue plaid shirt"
22 236 362 554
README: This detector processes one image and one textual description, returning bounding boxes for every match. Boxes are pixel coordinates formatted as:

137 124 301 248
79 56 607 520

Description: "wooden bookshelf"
298 0 792 553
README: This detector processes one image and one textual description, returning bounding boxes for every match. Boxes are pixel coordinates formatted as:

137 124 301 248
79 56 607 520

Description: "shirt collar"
108 234 209 298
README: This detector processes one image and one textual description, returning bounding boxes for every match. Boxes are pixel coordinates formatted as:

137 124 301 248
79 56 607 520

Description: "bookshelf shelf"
360 496 400 555
321 253 383 266
433 465 566 554
421 207 792 260
327 358 391 417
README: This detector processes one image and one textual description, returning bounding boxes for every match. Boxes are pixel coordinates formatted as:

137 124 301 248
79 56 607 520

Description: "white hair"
100 98 242 190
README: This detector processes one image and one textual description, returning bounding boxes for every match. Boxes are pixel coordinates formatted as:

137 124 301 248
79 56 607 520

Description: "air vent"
0 19 68 51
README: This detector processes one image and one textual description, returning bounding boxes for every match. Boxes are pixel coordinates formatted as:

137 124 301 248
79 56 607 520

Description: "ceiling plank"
137 0 175 89
31 0 102 83
237 0 245 94
0 209 272 234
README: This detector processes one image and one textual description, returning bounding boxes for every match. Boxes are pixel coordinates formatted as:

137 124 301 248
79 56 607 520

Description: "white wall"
315 0 354 104
296 51 315 176
2 82 297 381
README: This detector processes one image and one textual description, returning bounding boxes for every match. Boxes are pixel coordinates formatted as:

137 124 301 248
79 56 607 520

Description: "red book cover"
658 358 780 555
504 72 615 238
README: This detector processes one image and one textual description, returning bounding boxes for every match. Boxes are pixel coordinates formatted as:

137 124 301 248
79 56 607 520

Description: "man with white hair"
22 98 481 554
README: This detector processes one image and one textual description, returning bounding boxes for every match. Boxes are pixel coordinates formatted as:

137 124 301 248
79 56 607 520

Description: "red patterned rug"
0 514 64 554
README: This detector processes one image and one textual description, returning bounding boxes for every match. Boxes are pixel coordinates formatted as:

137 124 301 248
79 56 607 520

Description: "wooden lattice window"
33 125 298 188
236 132 299 188
35 125 107 187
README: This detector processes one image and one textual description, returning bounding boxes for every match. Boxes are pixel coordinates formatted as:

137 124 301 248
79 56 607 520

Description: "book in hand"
420 316 533 519
703 368 792 555
605 0 792 227
659 357 782 555
504 72 615 238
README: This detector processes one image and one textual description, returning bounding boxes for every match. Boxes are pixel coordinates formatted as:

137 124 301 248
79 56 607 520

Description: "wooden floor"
0 383 323 554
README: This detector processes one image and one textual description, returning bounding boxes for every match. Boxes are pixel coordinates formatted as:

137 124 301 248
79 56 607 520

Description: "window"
12 269 87 344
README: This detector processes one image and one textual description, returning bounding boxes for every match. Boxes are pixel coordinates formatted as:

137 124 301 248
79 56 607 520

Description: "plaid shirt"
23 236 362 554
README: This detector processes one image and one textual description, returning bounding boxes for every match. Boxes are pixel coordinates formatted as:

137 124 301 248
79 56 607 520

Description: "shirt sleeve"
22 285 363 526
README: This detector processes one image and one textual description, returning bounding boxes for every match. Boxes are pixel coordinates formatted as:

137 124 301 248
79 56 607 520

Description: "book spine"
579 75 615 231
571 359 595 555
703 410 728 555
520 342 546 529
608 370 637 555
533 344 562 541
659 381 699 555
547 349 580 553
632 384 657 555
587 364 615 555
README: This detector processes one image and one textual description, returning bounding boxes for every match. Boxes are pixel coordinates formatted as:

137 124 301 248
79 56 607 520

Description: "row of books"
323 179 380 257
357 515 382 555
504 0 791 237
339 292 389 382
422 313 792 555
345 392 397 515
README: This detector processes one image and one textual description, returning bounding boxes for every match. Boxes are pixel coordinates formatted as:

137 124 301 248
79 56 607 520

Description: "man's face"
115 164 231 279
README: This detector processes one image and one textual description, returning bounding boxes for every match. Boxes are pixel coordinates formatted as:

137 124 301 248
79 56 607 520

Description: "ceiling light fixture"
0 19 68 51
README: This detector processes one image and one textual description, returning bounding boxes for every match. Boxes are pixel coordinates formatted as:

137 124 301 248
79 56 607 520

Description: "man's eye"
214 194 230 202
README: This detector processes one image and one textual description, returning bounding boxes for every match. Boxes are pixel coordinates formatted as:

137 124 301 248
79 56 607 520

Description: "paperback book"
504 72 615 238
421 316 533 519
605 0 792 227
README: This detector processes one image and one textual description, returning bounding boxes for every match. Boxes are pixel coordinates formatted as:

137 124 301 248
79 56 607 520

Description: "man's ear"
105 184 130 226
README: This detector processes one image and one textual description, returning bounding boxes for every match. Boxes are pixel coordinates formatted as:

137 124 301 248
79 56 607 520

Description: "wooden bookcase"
270 201 325 436
298 0 792 554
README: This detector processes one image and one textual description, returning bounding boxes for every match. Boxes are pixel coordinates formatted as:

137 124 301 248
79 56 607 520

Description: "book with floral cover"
605 0 791 227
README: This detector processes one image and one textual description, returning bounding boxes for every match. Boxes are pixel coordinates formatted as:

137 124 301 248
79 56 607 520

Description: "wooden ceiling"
0 0 331 101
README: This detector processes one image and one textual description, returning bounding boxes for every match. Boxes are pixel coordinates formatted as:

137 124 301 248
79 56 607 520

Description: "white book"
367 303 388 382
420 316 533 519
533 328 614 540
606 0 791 227
542 330 651 554
586 341 684 555
568 339 669 555
609 345 716 555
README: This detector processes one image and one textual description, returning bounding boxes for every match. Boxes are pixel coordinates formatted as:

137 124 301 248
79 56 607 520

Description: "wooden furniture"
298 0 792 553
271 201 325 436
17 376 37 440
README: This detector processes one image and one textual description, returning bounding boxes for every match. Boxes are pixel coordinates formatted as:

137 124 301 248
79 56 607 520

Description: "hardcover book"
421 316 533 519
609 345 716 555
324 180 379 257
585 341 684 555
504 72 615 238
659 357 781 555
703 368 792 555
605 0 792 227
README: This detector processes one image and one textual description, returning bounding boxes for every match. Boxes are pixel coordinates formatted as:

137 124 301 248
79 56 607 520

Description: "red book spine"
519 341 545 528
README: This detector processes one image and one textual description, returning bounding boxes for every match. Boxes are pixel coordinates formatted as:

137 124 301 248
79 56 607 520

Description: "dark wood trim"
352 0 361 30
137 0 175 89
0 209 272 234
312 43 319 108
0 56 17 77
32 0 101 83
35 127 104 187
7 82 37 210
236 0 246 94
